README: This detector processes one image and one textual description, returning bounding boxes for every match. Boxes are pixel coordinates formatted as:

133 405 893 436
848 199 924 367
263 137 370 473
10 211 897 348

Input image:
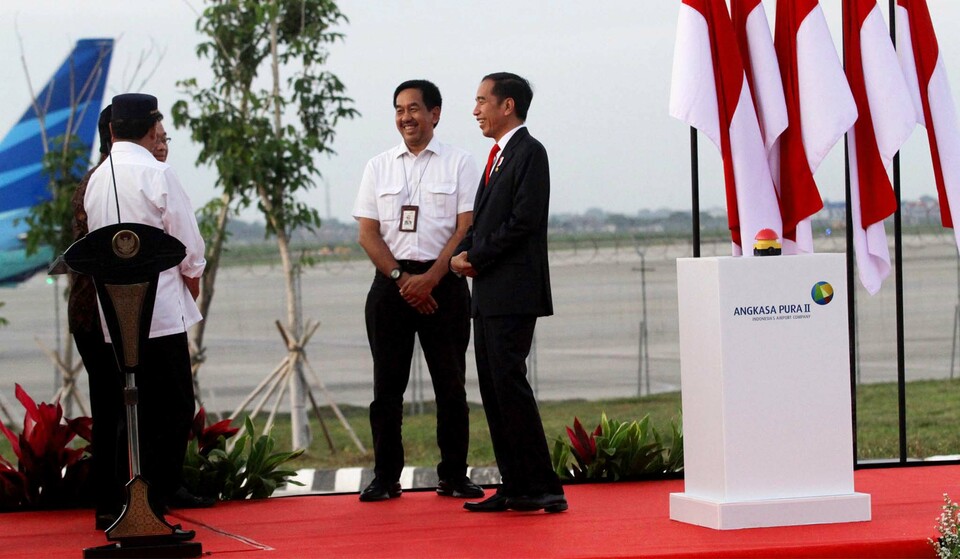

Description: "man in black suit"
450 72 567 513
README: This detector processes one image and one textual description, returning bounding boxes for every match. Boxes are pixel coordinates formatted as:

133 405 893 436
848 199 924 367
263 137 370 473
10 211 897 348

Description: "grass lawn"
2 379 958 470
855 378 960 459
262 390 685 470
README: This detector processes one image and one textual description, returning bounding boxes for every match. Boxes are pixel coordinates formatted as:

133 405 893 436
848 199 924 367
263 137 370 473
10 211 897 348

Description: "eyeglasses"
157 137 172 145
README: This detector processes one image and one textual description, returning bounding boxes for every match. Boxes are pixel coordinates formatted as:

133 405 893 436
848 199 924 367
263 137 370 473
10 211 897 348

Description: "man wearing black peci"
353 79 483 502
84 93 206 524
451 72 567 513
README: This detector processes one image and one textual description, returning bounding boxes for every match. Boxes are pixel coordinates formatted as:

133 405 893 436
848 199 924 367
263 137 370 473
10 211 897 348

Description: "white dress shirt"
353 136 480 261
85 141 206 340
495 124 526 164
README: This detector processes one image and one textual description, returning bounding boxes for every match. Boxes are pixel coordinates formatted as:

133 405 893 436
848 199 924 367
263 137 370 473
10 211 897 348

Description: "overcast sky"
2 1 960 223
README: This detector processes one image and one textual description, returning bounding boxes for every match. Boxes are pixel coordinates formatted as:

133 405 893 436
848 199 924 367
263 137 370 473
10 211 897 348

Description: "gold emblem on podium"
112 230 140 259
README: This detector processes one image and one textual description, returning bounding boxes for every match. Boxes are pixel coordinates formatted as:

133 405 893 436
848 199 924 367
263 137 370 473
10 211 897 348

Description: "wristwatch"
389 267 402 280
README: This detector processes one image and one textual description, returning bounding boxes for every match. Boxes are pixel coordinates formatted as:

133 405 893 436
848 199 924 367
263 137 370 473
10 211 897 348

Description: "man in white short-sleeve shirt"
84 93 205 522
353 79 483 503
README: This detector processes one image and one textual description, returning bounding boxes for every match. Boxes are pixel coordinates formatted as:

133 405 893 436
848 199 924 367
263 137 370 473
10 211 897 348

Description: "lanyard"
401 151 433 205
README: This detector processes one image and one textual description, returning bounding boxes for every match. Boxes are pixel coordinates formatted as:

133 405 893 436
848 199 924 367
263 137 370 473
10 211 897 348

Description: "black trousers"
75 329 125 516
110 333 195 510
364 266 471 483
474 314 563 497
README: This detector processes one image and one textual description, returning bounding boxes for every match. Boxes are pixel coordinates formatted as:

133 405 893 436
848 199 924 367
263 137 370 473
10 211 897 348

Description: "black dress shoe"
507 493 568 513
359 478 402 502
168 487 216 509
437 476 485 498
463 493 510 512
170 525 196 541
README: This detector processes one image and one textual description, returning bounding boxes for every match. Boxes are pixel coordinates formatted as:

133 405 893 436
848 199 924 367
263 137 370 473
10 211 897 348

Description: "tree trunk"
188 192 233 419
58 280 75 416
268 11 310 450
189 192 232 362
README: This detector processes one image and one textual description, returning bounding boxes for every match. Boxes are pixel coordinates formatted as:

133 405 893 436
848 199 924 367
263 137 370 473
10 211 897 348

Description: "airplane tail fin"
0 38 114 286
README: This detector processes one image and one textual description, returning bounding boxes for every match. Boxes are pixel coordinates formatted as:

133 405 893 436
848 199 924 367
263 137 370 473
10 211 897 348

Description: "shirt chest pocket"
422 182 456 218
375 183 404 222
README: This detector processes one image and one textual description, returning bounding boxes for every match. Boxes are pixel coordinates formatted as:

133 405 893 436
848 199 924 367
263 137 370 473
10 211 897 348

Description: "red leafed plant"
188 407 240 456
561 417 602 479
0 453 27 509
553 412 684 482
0 384 92 510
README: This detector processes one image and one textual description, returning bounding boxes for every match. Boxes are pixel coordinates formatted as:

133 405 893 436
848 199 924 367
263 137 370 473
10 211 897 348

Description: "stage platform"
1 465 956 558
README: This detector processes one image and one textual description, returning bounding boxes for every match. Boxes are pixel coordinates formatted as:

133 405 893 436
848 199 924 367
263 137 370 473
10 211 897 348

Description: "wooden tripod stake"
230 319 366 454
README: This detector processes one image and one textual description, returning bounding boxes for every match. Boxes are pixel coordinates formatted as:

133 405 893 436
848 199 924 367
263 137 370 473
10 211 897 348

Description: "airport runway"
1 235 958 419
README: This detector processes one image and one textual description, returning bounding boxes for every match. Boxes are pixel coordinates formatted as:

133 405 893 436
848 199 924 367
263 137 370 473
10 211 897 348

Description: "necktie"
484 144 501 185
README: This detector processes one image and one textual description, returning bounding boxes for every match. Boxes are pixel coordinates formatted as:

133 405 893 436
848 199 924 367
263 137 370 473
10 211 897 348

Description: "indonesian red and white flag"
670 0 782 255
774 0 858 254
731 0 787 153
897 0 960 252
844 0 916 295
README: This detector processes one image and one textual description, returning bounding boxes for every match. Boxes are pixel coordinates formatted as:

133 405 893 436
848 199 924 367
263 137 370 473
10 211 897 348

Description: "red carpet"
1 465 957 558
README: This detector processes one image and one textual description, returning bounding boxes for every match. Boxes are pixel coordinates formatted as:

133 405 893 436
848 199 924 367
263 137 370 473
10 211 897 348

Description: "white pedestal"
669 254 871 530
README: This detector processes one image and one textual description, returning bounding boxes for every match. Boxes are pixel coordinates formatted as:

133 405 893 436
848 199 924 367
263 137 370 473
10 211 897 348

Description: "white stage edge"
670 254 871 530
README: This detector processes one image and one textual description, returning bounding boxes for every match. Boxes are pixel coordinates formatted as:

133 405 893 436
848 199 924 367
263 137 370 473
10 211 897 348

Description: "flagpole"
844 134 859 467
842 8 859 467
889 0 908 465
690 127 701 258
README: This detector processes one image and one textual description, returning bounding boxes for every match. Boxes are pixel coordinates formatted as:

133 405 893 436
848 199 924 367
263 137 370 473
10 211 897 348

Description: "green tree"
19 44 109 414
173 0 358 446
23 135 89 258
20 136 93 417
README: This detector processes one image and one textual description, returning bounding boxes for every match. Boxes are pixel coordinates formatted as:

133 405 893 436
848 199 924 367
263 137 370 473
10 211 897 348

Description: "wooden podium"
669 254 871 529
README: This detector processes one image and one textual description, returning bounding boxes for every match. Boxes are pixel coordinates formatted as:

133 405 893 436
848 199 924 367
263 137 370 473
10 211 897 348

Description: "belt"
397 259 436 274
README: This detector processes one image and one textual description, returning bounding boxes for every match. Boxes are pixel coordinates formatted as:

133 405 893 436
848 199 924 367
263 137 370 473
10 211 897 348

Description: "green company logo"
811 281 834 306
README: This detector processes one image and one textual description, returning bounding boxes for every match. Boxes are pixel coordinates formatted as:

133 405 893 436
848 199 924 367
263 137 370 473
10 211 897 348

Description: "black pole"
893 164 908 463
690 127 701 257
889 0 909 464
845 134 859 468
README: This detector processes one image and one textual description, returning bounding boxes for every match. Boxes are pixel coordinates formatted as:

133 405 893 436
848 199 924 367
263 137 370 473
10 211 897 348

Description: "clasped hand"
450 251 476 278
398 273 438 314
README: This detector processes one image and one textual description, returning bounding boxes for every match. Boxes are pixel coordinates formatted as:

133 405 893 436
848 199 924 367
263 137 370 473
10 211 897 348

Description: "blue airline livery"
0 38 114 286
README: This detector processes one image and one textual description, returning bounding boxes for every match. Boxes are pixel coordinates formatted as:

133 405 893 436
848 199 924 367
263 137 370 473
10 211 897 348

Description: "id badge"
400 205 419 232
